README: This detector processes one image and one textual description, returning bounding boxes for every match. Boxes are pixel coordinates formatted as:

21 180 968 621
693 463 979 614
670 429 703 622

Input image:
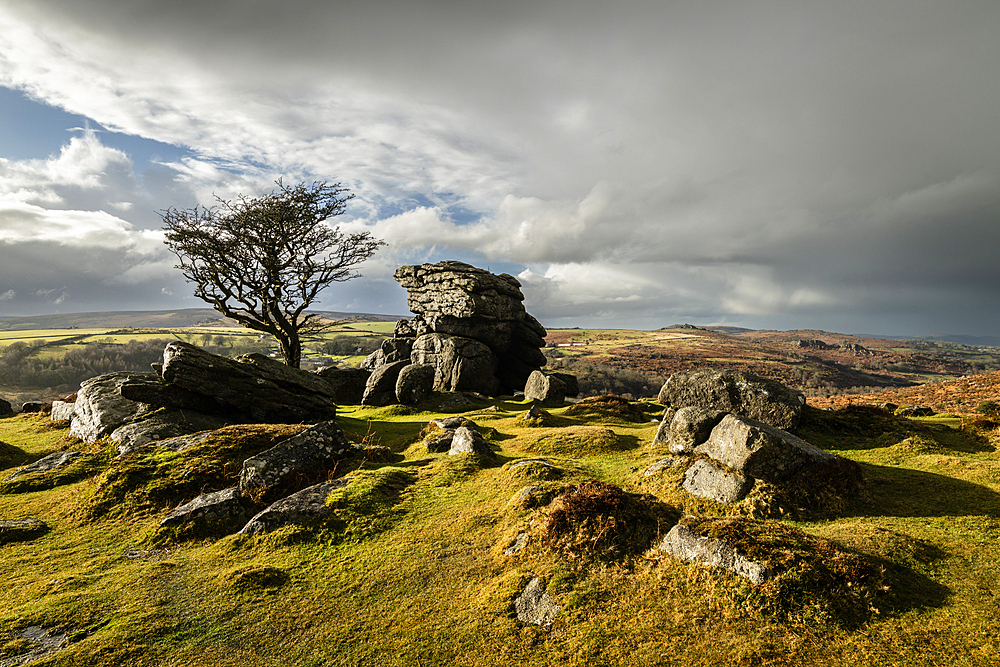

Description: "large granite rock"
410 333 499 395
70 372 155 443
239 421 357 505
682 459 754 504
161 342 337 423
118 374 234 417
654 406 727 454
392 261 548 395
361 360 410 406
524 370 570 406
395 363 435 406
448 426 494 458
657 368 805 430
315 367 371 404
49 401 76 422
695 413 838 485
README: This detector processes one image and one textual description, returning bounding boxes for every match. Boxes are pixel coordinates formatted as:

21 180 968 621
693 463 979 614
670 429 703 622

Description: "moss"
88 423 306 518
679 516 887 627
324 466 416 539
515 425 626 456
563 395 650 423
0 440 30 471
0 453 106 494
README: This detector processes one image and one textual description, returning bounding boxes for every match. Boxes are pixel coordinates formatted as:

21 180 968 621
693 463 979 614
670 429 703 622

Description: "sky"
0 0 998 337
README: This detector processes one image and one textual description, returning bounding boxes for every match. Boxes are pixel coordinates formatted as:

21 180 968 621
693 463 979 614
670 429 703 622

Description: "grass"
2 396 1000 665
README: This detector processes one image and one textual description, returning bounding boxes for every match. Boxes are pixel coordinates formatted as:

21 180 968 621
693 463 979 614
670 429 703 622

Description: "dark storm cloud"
0 0 998 334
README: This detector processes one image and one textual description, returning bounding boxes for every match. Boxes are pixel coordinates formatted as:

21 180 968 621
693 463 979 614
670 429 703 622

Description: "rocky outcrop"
448 426 494 458
3 452 82 482
657 368 805 430
315 367 371 404
111 410 230 456
682 459 754 503
159 486 247 535
49 400 76 422
385 261 547 396
361 360 410 406
652 406 727 454
70 372 154 443
162 342 338 423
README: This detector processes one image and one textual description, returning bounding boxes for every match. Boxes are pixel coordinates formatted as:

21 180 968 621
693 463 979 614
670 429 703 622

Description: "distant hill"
0 309 405 331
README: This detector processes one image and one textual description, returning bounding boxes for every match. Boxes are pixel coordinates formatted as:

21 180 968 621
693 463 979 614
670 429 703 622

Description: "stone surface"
410 333 499 395
659 523 773 584
0 398 12 416
695 413 838 484
361 360 410 406
3 452 82 482
523 370 569 406
395 363 436 406
20 402 44 413
49 401 75 422
160 486 247 534
111 410 229 456
448 426 494 458
118 374 233 416
514 577 560 626
668 406 727 454
0 517 49 544
643 457 686 477
682 458 755 503
315 367 371 404
239 421 357 505
657 368 805 430
504 532 529 555
426 431 455 453
161 341 337 423
69 372 155 443
124 432 213 457
0 625 68 667
239 478 351 535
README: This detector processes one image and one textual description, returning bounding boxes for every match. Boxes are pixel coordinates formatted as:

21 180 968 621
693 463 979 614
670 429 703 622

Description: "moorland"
2 312 1000 666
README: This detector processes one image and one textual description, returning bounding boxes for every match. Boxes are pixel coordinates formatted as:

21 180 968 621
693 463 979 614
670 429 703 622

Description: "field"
3 383 1000 665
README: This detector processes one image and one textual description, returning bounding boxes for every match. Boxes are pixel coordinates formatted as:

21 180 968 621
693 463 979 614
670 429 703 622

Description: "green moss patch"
324 466 416 539
0 453 106 494
516 426 626 456
88 423 306 518
563 395 651 423
0 440 30 471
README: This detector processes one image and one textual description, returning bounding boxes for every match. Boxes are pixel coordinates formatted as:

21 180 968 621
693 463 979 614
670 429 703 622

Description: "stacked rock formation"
650 368 861 508
362 261 548 404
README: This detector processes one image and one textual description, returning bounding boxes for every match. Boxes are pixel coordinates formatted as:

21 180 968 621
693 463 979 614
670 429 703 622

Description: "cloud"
0 289 14 301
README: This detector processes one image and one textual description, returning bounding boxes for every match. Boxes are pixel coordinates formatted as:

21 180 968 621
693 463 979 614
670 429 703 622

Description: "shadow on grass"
0 440 31 471
851 462 1000 518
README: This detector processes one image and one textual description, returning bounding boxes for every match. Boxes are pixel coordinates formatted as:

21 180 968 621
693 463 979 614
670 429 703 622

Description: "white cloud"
0 289 14 301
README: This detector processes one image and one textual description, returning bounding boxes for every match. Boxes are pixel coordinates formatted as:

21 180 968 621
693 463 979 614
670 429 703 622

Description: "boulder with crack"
657 368 805 430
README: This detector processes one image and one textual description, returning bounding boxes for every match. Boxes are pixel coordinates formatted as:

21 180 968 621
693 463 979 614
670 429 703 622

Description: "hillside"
809 369 1000 414
0 309 403 331
545 326 1000 397
2 387 1000 665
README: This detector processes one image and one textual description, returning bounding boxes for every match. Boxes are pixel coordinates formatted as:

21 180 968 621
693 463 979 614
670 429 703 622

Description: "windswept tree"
160 181 385 367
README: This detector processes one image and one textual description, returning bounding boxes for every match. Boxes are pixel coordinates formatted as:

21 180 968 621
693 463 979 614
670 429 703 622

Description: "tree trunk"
278 332 302 368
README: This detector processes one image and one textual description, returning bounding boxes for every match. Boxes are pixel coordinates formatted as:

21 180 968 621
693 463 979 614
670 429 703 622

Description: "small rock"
504 532 529 555
643 457 686 477
514 577 560 626
448 426 494 458
19 402 45 413
426 431 455 453
239 478 351 535
682 459 754 504
659 523 773 584
3 452 82 482
160 487 247 535
0 517 49 544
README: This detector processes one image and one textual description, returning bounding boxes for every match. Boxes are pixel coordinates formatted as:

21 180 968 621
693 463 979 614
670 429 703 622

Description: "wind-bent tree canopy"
160 181 385 368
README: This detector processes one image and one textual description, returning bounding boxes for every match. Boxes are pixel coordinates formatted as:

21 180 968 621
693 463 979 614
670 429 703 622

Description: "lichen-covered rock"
643 457 686 477
111 410 229 456
0 517 49 544
682 458 755 503
3 452 83 482
514 577 560 626
159 486 248 535
448 426 494 458
161 341 337 423
361 360 410 406
667 406 727 454
239 421 358 505
696 413 837 484
395 363 435 406
523 370 569 406
118 374 233 415
410 333 499 395
659 523 773 584
49 400 76 422
70 372 155 443
657 368 805 430
239 478 351 535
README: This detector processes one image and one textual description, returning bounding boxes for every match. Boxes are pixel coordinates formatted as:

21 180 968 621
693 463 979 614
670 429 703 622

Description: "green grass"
2 401 1000 665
